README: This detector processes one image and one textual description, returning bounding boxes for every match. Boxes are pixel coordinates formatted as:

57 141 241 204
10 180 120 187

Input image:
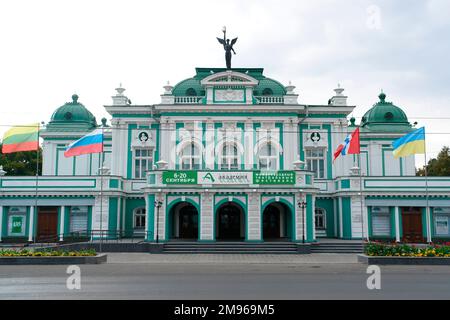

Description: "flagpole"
424 133 431 243
33 123 40 244
358 153 367 243
99 126 105 253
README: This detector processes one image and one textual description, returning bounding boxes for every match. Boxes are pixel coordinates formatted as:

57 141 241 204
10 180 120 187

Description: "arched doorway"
170 202 199 240
262 202 293 241
216 202 245 240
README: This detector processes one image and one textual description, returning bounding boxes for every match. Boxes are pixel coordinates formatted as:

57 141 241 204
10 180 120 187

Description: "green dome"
360 92 411 132
172 78 205 96
254 78 286 96
47 94 97 130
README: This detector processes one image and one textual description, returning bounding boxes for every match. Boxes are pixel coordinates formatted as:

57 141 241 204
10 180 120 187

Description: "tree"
0 144 42 176
417 146 450 176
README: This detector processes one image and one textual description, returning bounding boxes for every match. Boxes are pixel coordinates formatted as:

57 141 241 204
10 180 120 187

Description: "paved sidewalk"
105 253 358 264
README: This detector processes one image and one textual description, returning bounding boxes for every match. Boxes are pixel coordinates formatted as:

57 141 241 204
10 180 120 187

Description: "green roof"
171 68 286 97
46 94 98 131
360 92 412 133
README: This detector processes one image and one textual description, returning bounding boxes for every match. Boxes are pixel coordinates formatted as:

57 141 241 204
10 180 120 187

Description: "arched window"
262 88 273 96
315 208 326 230
258 143 278 170
185 88 197 96
134 208 146 229
220 143 239 170
181 143 201 170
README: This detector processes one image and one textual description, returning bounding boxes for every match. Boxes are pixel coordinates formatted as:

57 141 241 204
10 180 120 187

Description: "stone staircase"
311 241 365 253
163 242 301 254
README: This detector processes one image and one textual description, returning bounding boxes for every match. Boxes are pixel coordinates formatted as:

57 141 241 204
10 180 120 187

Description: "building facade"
1 67 450 244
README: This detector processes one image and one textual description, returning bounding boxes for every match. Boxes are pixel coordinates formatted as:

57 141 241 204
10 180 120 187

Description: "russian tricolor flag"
64 129 104 158
333 127 360 161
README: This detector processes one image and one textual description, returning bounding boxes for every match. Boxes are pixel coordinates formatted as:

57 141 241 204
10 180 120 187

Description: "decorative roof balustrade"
174 96 203 104
255 96 285 104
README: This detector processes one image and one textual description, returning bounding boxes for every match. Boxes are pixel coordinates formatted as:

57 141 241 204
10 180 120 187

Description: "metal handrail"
21 229 154 251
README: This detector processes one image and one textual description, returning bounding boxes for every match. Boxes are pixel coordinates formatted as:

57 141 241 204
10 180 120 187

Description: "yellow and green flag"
1 123 40 154
392 127 425 159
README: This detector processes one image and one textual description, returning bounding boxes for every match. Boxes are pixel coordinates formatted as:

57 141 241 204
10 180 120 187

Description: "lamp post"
297 199 307 243
154 199 163 243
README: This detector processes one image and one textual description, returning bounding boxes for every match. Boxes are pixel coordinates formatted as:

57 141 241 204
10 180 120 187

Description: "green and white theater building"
1 67 450 245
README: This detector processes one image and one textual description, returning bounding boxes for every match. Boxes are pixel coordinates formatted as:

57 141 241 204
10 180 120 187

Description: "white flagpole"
358 153 367 242
99 127 105 252
424 130 431 243
33 123 40 243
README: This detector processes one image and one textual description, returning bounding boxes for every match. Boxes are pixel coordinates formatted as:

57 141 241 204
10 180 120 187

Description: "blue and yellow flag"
392 127 425 158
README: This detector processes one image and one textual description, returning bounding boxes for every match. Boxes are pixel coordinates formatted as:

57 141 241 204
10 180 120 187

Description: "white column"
283 120 297 170
110 119 119 175
59 206 65 241
394 206 401 242
244 120 253 169
28 206 35 242
247 193 261 241
205 121 215 169
121 122 128 176
144 196 149 240
0 206 3 242
426 207 432 243
200 192 214 241
295 193 305 242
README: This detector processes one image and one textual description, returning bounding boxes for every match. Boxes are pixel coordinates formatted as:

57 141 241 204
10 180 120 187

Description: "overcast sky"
1 0 449 165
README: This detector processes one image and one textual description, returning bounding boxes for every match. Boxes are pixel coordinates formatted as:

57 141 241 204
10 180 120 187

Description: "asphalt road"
1 254 450 300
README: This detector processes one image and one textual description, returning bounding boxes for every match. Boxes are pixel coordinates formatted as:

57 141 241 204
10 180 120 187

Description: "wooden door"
401 207 424 243
178 205 198 239
218 204 242 240
37 207 58 241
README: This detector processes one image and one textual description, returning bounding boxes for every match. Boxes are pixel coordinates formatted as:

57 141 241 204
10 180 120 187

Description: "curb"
357 254 450 265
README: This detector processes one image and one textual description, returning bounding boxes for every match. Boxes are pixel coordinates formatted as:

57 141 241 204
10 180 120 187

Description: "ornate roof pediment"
200 70 259 87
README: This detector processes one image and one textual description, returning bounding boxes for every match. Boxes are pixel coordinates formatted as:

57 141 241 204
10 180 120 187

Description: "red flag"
333 127 360 161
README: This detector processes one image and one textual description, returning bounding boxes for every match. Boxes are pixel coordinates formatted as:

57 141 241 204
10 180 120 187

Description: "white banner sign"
198 172 252 185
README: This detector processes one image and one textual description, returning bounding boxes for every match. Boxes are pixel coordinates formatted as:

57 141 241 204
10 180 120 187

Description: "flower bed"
358 242 450 265
0 248 97 257
0 248 105 265
365 242 450 257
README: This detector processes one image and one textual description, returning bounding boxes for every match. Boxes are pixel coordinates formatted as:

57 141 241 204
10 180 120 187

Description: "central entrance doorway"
401 207 424 243
217 202 244 240
170 202 199 240
37 207 58 242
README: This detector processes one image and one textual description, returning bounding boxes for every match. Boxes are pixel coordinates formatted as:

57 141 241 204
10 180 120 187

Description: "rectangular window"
7 206 27 237
305 149 325 179
70 206 89 233
134 148 153 179
371 206 391 237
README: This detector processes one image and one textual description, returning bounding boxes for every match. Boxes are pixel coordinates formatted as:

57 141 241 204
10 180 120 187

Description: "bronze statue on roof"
217 26 238 69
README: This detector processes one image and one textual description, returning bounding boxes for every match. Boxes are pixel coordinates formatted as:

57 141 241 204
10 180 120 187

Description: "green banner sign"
162 171 296 185
11 216 24 234
253 171 296 185
163 171 197 184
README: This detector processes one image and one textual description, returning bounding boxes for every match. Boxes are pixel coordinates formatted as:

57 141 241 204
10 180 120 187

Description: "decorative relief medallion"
214 89 245 102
